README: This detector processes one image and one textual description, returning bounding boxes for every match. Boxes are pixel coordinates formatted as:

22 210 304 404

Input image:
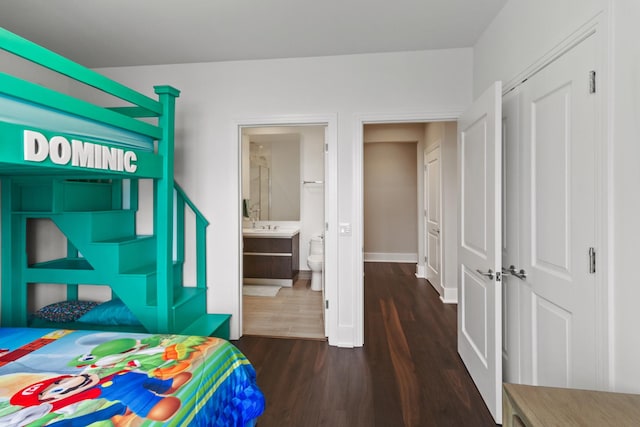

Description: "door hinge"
325 300 329 309
325 143 329 152
325 222 329 231
496 271 502 282
589 70 596 94
589 247 596 274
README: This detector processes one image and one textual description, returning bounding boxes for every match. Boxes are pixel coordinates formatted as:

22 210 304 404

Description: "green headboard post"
1 178 27 326
0 178 12 325
153 85 180 333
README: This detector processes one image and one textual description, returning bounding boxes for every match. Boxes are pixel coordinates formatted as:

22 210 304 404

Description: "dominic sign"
23 130 139 173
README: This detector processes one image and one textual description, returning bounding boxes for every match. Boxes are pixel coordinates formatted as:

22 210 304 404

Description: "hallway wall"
363 141 418 261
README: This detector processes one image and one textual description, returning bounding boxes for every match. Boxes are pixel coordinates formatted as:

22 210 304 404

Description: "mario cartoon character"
9 369 192 426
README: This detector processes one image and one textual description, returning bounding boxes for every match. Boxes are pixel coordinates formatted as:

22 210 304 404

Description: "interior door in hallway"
457 81 503 424
520 33 598 389
425 145 442 291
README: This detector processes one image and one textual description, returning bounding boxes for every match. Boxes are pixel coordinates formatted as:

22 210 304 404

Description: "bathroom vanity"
243 228 299 286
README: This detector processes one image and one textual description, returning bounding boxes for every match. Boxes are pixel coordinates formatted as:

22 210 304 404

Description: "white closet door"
457 81 503 424
520 33 598 389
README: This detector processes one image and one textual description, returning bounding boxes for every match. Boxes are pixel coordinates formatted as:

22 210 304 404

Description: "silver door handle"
476 269 494 280
502 265 527 280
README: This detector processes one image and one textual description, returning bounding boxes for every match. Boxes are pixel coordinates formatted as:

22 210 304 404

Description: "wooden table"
503 383 640 426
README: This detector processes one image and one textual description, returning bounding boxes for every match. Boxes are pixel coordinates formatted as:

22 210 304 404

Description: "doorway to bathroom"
237 118 336 340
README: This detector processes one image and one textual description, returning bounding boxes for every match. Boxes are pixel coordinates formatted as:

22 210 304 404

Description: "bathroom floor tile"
242 277 325 340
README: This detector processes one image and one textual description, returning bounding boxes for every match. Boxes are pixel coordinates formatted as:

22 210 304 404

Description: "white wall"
474 0 640 394
94 48 473 343
609 0 640 394
363 141 418 260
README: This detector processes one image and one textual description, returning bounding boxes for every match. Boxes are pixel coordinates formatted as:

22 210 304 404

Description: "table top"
504 383 640 426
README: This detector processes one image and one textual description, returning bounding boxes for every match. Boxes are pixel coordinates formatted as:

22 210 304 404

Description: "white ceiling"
0 0 507 68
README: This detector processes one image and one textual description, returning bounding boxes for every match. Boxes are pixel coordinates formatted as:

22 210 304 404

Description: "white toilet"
307 234 324 291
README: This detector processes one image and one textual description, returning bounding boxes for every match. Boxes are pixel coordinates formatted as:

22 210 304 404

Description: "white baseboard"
415 264 426 278
364 252 418 263
426 278 443 296
297 270 311 280
440 286 458 304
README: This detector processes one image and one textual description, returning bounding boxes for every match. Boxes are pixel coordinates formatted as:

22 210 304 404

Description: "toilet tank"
309 235 324 255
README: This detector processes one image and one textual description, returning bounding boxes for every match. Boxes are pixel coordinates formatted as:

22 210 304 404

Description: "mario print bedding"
0 328 265 426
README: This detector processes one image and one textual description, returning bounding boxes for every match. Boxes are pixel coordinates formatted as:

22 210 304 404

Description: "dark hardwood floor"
234 262 497 427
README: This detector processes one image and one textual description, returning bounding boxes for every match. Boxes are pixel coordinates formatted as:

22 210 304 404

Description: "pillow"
34 300 99 323
77 298 142 326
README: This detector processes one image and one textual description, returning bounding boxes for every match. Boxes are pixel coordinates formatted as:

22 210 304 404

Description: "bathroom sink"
243 227 300 238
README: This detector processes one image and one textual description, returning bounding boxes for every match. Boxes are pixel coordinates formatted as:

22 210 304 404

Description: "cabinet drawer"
243 237 292 253
243 255 293 279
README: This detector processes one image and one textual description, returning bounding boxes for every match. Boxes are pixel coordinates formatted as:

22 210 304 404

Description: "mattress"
0 327 264 426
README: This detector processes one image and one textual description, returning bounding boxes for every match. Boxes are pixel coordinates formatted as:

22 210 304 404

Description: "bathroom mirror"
245 132 300 221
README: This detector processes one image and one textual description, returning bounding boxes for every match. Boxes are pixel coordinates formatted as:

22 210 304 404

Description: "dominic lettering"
23 130 138 173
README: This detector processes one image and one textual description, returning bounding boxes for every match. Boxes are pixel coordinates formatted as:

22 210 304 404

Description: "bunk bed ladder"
0 177 229 338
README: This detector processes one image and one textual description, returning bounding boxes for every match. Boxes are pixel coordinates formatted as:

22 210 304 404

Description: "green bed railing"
175 182 210 291
0 27 162 119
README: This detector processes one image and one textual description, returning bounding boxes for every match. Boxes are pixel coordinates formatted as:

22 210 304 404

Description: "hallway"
235 262 496 426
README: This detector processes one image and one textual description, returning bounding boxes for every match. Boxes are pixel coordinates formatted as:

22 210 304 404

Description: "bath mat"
243 285 281 297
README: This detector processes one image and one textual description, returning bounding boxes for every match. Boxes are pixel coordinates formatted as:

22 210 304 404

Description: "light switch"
339 222 352 235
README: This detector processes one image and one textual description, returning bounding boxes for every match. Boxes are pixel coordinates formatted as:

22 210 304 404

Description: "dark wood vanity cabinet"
243 233 299 283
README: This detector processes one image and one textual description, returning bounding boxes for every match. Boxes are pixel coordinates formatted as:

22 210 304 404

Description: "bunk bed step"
109 267 185 317
25 260 99 284
28 257 92 270
111 287 209 334
179 314 231 339
170 286 207 327
93 235 157 272
13 180 114 212
52 210 136 242
120 259 184 279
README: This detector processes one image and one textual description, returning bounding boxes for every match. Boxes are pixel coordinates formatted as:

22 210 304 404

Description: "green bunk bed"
0 27 230 339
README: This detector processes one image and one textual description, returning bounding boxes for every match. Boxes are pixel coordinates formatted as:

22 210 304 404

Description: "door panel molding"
532 294 572 388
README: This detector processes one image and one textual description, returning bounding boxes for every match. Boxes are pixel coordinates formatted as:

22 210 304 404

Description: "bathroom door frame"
353 111 462 347
235 113 339 344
